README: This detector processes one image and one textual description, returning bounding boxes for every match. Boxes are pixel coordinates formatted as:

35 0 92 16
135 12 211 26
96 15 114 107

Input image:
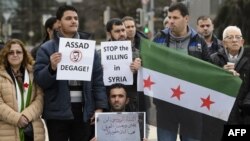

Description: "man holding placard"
34 5 108 141
90 83 147 141
102 18 142 112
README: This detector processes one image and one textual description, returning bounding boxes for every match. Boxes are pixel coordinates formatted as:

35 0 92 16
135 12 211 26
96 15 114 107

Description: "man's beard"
111 35 126 41
204 35 211 40
203 32 212 38
111 105 126 112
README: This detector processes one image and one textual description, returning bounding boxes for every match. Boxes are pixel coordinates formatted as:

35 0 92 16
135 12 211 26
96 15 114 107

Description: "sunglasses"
8 50 23 56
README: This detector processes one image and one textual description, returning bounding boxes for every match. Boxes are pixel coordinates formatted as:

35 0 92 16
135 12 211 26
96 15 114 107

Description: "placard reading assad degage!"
101 41 133 86
57 37 96 81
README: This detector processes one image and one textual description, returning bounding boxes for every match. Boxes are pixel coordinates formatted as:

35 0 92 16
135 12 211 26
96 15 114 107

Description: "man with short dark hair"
34 5 108 141
153 2 209 141
196 16 222 55
121 16 147 55
108 83 130 112
106 18 127 41
121 16 147 112
154 3 209 61
104 18 142 112
90 83 148 141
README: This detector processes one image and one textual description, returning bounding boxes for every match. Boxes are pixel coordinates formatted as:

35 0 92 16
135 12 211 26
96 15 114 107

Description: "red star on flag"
23 83 29 89
143 76 155 90
171 85 184 100
201 95 215 110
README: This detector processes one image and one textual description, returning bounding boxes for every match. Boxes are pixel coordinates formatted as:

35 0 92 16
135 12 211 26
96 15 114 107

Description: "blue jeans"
157 128 200 141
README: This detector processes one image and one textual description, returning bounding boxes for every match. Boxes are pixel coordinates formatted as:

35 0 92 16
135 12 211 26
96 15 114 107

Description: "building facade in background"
0 0 224 46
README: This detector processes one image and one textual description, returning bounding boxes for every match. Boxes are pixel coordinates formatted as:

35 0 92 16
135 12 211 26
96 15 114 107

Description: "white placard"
95 112 145 141
101 41 133 86
57 37 95 81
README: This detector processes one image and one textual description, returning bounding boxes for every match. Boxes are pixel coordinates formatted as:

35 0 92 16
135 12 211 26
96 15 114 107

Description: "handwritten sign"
57 37 95 81
95 112 145 141
101 41 133 86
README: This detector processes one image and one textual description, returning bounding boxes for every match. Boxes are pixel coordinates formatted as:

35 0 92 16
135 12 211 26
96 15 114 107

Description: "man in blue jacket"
34 5 108 141
153 2 209 141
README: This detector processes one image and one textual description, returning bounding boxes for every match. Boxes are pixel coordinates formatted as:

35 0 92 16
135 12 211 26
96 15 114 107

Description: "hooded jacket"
153 27 210 61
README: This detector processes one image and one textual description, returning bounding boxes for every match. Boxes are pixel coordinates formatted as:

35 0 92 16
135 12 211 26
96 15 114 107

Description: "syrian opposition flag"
139 39 242 125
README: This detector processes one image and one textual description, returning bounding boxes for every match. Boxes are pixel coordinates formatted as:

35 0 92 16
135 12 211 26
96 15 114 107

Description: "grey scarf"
226 47 244 65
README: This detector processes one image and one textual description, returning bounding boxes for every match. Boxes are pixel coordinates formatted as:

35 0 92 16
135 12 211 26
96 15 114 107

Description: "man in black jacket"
104 18 142 112
210 26 250 125
121 16 148 112
196 16 222 55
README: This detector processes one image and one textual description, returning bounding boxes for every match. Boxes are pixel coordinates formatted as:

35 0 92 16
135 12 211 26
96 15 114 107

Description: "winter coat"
210 47 250 124
152 27 210 139
0 65 45 141
153 26 210 61
207 34 222 55
34 31 108 122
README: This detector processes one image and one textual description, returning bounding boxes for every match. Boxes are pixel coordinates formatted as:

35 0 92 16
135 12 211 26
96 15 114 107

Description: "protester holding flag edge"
140 38 242 141
210 25 250 125
152 2 211 141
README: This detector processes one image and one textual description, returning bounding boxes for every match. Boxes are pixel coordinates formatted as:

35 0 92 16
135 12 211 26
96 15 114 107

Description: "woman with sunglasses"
0 39 45 141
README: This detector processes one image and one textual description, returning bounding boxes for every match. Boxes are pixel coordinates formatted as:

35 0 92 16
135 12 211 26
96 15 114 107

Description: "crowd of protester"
0 2 249 141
